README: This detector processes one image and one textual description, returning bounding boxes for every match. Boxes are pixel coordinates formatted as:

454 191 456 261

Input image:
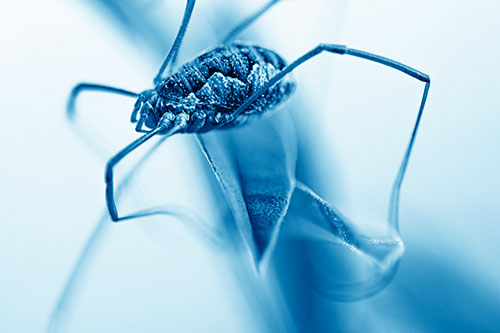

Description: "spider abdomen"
155 42 295 132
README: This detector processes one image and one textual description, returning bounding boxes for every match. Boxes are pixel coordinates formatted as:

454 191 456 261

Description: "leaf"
199 108 404 299
281 181 404 300
197 109 297 270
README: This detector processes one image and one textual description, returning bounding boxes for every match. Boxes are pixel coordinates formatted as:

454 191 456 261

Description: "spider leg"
67 82 139 120
234 44 429 119
154 0 196 84
66 82 140 157
221 0 281 44
105 115 188 222
233 43 431 229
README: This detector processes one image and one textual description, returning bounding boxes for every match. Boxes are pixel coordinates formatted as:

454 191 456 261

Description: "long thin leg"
105 115 188 222
105 126 164 221
67 82 139 120
233 44 429 119
66 82 140 159
388 79 430 230
232 43 430 229
153 0 196 85
221 0 281 44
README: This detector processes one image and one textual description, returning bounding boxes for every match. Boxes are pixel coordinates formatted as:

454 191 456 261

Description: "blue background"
1 0 499 331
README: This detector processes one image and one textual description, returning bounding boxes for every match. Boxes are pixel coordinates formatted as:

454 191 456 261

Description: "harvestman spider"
67 0 430 224
51 0 430 330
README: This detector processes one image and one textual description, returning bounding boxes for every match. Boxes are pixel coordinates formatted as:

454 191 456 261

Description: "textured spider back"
154 42 295 133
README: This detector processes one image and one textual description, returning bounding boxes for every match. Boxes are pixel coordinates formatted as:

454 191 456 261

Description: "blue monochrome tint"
5 0 500 331
48 0 434 331
32 0 500 329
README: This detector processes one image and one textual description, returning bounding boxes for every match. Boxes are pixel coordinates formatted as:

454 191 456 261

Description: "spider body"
133 43 295 134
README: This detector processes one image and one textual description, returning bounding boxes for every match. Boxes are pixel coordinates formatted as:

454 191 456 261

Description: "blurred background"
1 0 499 332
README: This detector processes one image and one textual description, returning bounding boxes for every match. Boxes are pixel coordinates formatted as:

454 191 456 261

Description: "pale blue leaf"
198 109 297 269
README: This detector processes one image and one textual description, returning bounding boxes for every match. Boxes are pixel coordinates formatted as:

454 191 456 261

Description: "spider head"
130 89 164 132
